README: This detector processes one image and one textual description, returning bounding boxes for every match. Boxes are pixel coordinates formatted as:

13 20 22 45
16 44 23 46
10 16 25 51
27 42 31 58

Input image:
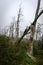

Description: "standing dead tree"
9 21 14 39
16 7 22 39
36 23 43 40
15 0 43 55
28 0 41 55
36 23 41 40
0 26 9 36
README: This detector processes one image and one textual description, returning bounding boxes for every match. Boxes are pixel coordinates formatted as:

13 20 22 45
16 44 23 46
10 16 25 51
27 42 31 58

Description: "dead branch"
35 0 41 19
18 10 43 43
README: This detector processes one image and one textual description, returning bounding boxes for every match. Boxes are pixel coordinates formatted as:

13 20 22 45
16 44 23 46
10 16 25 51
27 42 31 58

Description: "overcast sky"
0 0 43 31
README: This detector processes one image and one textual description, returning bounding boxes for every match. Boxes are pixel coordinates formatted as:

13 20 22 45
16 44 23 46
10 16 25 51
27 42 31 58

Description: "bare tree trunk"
28 0 41 55
9 22 14 39
16 7 21 39
28 25 35 55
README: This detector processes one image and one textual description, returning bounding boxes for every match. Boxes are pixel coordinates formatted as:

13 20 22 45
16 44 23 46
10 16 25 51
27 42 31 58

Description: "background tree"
36 23 41 40
16 6 23 39
9 21 14 39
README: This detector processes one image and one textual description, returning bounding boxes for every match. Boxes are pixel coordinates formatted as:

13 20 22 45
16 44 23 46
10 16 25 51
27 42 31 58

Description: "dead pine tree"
36 23 41 40
28 0 41 55
9 21 14 39
16 6 23 40
28 25 35 55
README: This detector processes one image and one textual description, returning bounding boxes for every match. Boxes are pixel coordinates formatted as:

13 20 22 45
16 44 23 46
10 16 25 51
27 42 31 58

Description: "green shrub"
0 35 36 65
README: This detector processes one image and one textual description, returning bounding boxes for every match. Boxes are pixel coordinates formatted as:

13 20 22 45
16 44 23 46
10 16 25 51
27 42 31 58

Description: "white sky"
0 0 43 31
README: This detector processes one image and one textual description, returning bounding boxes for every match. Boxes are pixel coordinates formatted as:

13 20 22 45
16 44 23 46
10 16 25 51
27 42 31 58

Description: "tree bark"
28 0 41 55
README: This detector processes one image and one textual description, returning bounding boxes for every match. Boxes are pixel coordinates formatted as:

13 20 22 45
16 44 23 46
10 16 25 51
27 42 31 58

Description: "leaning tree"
15 0 43 56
